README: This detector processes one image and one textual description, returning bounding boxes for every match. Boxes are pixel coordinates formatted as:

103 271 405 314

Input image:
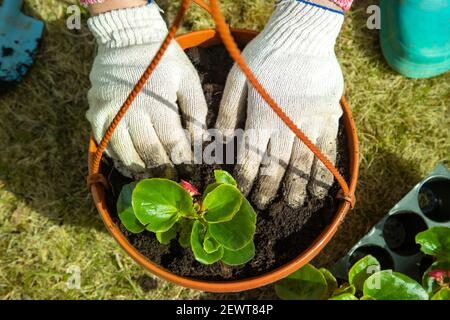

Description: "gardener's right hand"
215 0 345 210
86 3 208 179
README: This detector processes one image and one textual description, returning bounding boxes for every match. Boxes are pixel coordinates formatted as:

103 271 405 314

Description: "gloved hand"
87 3 208 179
216 0 345 209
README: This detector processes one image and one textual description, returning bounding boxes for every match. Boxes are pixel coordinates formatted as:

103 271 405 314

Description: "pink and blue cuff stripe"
80 0 153 6
79 0 352 11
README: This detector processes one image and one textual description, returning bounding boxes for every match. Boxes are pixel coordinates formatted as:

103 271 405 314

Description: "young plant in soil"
117 170 257 266
275 226 450 300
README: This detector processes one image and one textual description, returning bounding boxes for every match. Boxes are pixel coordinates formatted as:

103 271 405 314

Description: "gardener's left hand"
215 0 345 209
86 3 208 180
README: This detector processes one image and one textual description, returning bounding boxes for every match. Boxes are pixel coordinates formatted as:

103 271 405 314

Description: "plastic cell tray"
331 164 450 281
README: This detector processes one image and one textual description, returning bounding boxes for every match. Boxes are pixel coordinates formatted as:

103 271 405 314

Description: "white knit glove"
216 0 345 209
87 4 208 179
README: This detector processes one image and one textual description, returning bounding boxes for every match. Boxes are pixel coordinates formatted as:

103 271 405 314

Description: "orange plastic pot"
88 29 359 293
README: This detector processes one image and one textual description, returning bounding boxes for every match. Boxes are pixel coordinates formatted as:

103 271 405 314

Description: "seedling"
117 170 257 266
275 227 450 300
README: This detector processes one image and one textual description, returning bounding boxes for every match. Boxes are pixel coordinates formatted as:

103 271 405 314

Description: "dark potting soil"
102 45 350 281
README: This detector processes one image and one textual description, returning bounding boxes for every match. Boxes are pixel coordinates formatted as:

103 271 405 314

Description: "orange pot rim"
88 29 360 293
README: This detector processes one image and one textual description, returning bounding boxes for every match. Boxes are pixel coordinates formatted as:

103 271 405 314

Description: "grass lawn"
0 0 448 299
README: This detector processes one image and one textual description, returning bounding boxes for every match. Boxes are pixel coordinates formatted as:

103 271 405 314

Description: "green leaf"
214 170 237 186
221 241 255 266
422 261 450 293
203 183 220 198
132 179 194 233
275 264 328 300
360 295 375 300
178 219 194 249
191 221 223 265
319 268 338 299
416 227 450 261
156 223 179 245
203 231 221 254
363 270 428 300
117 183 145 234
203 184 242 223
431 288 450 300
333 284 356 296
348 255 381 292
329 293 358 300
208 198 256 251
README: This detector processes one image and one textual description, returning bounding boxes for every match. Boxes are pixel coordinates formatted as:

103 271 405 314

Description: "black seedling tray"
331 164 450 281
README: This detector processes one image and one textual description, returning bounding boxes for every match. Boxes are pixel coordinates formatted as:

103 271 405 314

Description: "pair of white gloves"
87 0 345 210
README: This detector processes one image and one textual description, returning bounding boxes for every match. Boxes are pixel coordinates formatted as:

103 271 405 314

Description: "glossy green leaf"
333 284 356 296
214 170 237 186
208 199 256 251
275 264 328 300
319 268 338 299
221 241 255 266
329 293 358 300
191 221 223 265
348 255 381 292
203 184 242 223
431 288 450 300
156 223 179 245
178 219 193 249
132 179 194 233
203 183 220 198
360 296 375 300
203 231 221 254
422 261 450 293
117 183 145 234
363 270 428 300
416 227 450 261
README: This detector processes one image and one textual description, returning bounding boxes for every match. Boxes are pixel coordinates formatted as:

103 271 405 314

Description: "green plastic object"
380 0 450 79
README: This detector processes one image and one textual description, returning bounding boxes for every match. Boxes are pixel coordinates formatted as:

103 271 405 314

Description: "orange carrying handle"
88 0 355 208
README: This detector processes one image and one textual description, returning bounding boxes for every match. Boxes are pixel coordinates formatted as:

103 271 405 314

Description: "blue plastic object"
380 0 450 79
0 0 44 82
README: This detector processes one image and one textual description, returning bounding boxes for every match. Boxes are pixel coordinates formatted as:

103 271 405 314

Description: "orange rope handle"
89 0 355 207
208 0 351 198
87 173 110 190
89 0 192 174
192 0 212 13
